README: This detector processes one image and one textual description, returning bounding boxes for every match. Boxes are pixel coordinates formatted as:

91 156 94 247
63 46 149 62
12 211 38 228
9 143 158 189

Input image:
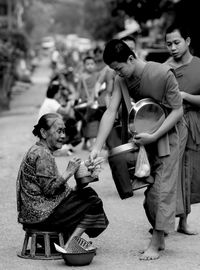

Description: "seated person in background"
38 81 81 153
57 69 78 105
38 81 74 121
16 113 109 249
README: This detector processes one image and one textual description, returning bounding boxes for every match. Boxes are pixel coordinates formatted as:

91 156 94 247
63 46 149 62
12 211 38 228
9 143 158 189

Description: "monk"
89 39 183 260
165 23 200 235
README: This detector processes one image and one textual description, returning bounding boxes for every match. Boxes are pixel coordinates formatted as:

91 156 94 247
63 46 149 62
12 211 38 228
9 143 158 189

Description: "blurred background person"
51 48 61 73
76 56 102 151
38 81 81 155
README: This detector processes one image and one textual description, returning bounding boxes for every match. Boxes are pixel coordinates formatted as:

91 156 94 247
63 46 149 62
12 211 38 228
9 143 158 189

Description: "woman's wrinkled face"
165 30 190 60
45 117 66 151
109 56 135 78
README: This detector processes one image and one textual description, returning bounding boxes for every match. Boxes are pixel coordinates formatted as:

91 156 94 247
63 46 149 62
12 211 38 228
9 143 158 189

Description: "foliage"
22 0 200 57
0 30 29 55
0 30 29 78
109 0 175 23
22 0 86 44
82 0 179 41
52 2 84 36
83 0 125 41
22 0 54 45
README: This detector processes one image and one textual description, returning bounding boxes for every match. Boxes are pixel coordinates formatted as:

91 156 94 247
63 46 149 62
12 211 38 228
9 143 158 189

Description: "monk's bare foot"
140 229 165 255
177 226 198 235
139 245 149 254
139 247 160 260
139 229 165 259
149 228 168 237
139 242 165 254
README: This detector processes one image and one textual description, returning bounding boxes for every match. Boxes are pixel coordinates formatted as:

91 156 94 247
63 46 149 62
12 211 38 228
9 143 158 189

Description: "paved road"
0 58 200 270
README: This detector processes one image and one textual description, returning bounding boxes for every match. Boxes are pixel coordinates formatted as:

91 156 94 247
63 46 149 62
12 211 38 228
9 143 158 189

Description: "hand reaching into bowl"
84 157 105 179
85 157 105 172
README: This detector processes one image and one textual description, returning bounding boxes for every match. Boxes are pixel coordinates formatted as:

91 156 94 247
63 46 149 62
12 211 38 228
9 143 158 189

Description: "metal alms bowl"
128 98 166 135
109 142 138 157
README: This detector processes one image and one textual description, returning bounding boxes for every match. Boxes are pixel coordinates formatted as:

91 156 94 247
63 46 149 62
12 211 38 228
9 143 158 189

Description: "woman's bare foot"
64 227 85 250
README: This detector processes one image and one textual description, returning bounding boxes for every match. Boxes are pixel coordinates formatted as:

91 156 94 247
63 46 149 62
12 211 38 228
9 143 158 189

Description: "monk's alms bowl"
109 142 138 157
128 98 166 135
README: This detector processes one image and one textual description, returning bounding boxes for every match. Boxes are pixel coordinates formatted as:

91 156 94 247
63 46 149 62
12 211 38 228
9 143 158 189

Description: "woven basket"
66 238 88 254
66 236 96 254
74 236 95 251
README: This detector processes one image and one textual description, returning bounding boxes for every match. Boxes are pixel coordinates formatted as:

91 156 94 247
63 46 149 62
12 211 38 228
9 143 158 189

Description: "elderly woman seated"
16 113 109 249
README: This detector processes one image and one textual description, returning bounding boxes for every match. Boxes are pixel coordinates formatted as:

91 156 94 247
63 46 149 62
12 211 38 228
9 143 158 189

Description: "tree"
82 0 181 41
22 0 88 44
22 0 54 45
83 0 125 41
52 2 85 36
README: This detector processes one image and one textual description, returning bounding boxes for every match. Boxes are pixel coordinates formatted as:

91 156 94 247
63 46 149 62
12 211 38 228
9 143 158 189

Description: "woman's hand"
66 157 81 175
134 132 156 146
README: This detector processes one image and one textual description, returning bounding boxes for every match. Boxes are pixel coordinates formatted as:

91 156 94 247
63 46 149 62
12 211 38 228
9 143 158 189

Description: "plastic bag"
134 145 150 178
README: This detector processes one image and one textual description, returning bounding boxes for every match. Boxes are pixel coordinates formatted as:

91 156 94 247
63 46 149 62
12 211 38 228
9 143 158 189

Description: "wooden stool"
17 228 65 260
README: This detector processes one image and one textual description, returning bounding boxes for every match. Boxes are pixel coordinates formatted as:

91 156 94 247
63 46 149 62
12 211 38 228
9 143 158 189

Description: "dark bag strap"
120 79 132 112
121 99 129 144
119 79 132 143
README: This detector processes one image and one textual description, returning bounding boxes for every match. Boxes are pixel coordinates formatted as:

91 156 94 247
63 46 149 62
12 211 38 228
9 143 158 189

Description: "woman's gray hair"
32 113 62 138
